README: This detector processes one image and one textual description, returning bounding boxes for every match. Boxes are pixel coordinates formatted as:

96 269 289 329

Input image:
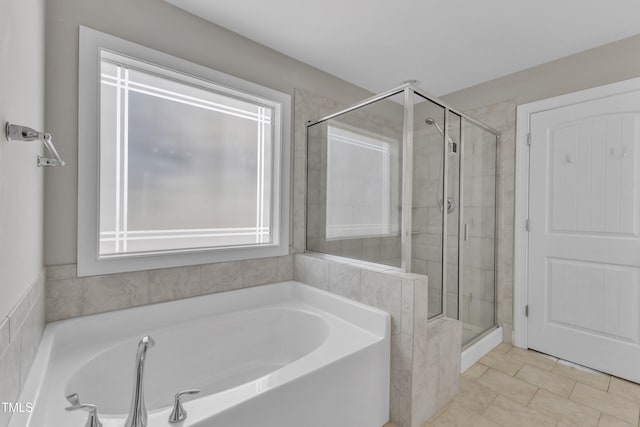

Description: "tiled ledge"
0 270 46 427
45 255 294 323
294 252 429 337
293 253 461 427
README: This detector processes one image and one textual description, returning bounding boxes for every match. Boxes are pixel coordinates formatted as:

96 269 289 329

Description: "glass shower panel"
306 93 404 267
460 120 497 346
412 93 446 317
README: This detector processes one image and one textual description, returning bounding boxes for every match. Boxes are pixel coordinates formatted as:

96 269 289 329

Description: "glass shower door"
459 120 498 346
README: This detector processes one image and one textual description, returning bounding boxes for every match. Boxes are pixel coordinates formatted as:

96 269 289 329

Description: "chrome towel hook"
5 122 66 167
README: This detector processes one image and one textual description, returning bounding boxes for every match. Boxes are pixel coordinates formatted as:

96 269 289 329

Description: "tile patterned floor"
424 344 640 427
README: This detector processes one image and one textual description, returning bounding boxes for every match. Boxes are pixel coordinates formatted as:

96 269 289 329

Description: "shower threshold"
461 326 502 372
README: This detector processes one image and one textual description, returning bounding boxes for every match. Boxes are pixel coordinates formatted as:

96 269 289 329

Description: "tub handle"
65 403 102 427
169 389 200 424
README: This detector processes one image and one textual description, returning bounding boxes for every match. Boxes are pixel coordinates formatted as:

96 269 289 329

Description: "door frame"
513 76 640 348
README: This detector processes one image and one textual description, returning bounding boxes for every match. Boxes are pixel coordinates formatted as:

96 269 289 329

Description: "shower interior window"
325 124 397 239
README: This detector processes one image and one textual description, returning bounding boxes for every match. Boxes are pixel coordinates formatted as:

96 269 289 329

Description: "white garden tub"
11 281 390 427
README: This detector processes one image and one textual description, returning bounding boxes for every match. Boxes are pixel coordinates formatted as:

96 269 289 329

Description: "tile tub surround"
427 343 640 427
0 270 46 427
45 255 293 322
294 253 461 427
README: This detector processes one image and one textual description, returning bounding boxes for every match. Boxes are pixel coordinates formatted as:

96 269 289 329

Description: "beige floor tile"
507 347 558 371
453 377 498 413
462 363 489 381
479 350 525 377
429 401 501 427
609 376 640 405
570 382 640 425
515 363 576 397
477 368 538 405
598 414 635 427
529 389 600 427
552 360 611 391
493 343 513 354
483 394 557 427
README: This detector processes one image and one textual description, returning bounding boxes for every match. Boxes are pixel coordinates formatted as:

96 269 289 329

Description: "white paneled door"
528 89 640 382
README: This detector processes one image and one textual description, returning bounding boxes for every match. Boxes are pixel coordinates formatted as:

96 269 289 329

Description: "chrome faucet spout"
124 335 155 427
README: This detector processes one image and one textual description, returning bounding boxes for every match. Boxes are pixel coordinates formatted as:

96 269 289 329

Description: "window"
78 27 290 276
326 124 398 239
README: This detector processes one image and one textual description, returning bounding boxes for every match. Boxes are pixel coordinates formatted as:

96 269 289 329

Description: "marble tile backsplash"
0 270 46 427
45 255 293 322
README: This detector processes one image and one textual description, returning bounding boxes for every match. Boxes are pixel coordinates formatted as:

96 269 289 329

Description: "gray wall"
44 0 374 266
0 1 47 425
442 33 640 110
0 0 45 322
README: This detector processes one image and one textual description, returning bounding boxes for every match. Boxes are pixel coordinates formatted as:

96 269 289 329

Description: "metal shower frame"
306 82 501 323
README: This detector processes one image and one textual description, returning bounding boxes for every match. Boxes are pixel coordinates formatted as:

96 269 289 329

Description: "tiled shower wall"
411 123 456 318
465 100 517 344
408 99 516 342
459 121 499 337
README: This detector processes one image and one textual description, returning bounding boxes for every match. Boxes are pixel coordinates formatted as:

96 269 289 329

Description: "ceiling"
165 0 640 96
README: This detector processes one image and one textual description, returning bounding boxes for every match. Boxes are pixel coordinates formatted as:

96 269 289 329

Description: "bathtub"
10 281 390 427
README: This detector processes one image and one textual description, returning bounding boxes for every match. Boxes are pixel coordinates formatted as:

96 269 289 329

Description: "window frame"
78 26 291 276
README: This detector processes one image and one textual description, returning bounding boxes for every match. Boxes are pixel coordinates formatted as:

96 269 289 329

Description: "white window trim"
78 26 291 276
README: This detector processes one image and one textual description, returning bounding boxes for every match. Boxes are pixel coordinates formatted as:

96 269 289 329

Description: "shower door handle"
463 223 469 241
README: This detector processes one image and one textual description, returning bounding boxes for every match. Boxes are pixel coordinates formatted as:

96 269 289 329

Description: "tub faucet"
124 335 155 427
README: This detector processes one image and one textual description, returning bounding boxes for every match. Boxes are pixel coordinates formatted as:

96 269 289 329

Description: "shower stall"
305 82 500 347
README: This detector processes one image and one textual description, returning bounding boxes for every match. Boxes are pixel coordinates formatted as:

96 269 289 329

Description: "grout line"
511 361 526 377
526 388 542 408
524 385 539 406
480 392 500 416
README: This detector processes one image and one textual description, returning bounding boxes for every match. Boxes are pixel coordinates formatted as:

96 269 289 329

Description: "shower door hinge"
525 305 529 317
525 219 531 232
526 132 531 146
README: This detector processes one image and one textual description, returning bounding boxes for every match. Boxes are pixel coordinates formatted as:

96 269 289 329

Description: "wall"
0 0 47 425
44 0 375 266
442 33 640 110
